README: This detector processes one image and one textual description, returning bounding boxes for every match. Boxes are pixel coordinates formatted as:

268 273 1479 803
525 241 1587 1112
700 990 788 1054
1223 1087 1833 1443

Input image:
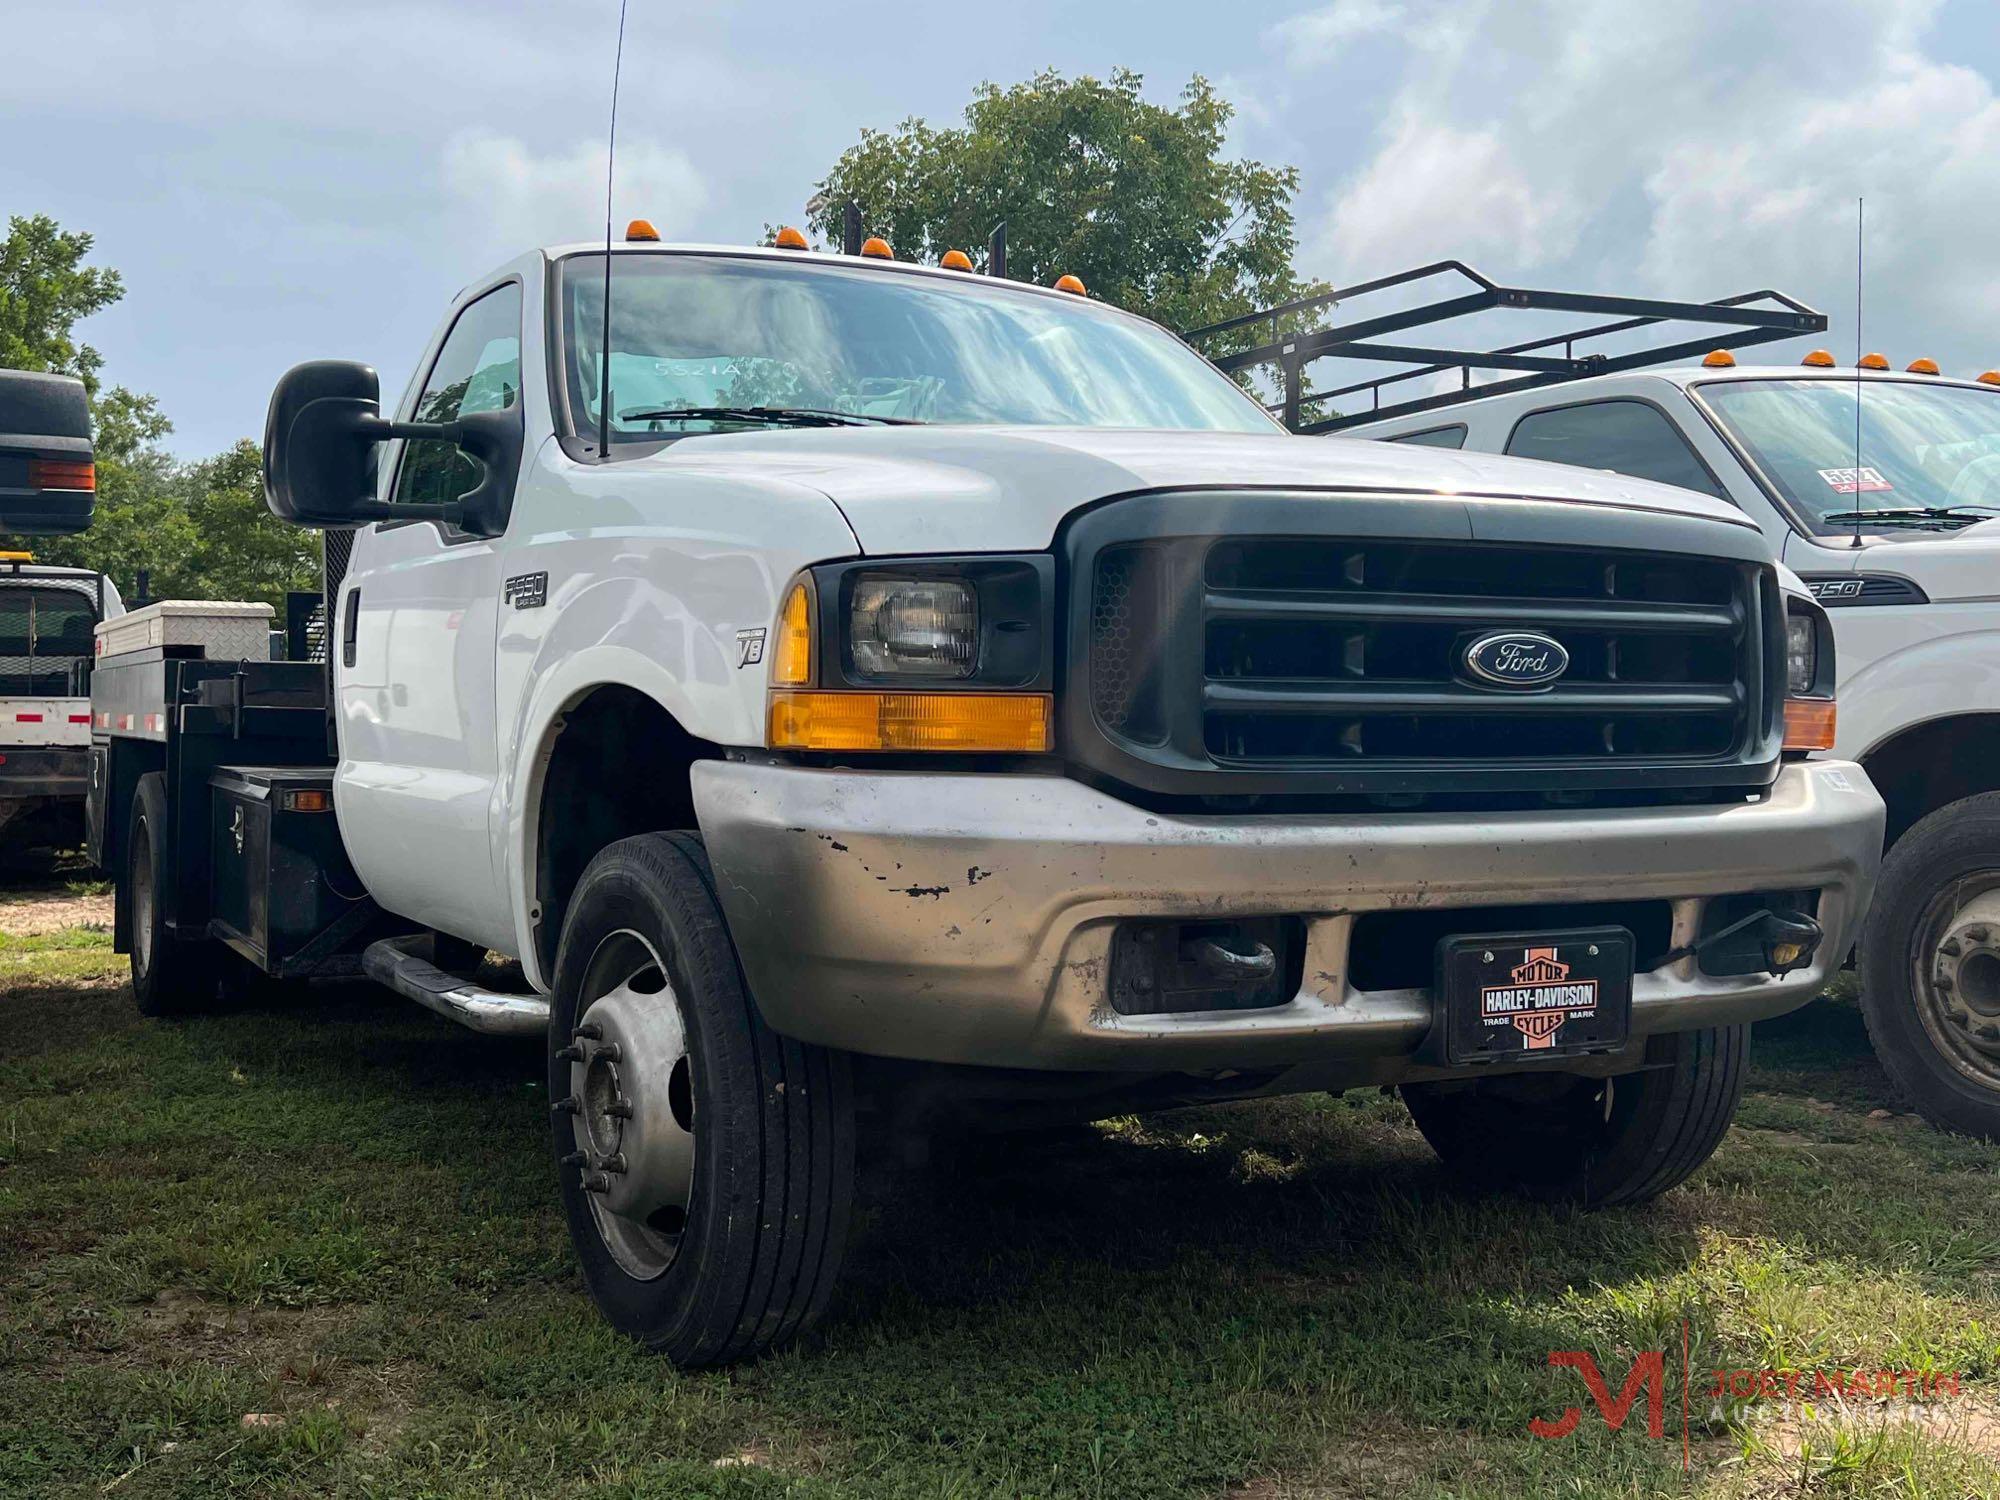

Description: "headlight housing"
1786 610 1817 696
1781 596 1836 753
766 555 1055 752
850 577 978 678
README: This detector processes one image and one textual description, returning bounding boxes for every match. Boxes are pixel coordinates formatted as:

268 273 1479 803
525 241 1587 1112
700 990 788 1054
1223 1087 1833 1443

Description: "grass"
4 923 2000 1497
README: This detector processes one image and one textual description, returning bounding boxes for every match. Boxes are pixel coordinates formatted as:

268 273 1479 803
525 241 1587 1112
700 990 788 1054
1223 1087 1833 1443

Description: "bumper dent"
693 761 1883 1073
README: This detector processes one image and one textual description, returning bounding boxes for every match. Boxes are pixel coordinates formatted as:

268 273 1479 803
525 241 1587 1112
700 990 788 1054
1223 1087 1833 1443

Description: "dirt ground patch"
0 884 112 936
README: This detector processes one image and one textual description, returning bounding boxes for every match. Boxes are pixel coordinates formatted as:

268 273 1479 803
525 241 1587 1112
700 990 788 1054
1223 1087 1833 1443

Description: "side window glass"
394 283 522 506
1506 400 1725 499
1387 424 1467 450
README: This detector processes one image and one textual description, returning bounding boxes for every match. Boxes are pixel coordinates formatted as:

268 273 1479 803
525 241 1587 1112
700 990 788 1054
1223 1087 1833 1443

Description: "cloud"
1281 0 2000 376
1267 0 1408 66
441 132 709 264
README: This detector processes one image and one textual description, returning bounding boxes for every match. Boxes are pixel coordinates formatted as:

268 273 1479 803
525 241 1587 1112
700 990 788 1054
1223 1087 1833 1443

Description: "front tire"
1860 792 2000 1139
548 831 854 1366
128 772 219 1018
1401 1025 1747 1207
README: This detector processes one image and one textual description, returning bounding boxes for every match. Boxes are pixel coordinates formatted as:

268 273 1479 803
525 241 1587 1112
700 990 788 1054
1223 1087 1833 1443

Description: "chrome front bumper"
692 760 1883 1075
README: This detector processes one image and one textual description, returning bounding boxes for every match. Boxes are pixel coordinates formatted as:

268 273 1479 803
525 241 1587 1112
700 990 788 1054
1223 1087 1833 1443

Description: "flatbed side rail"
1182 259 1828 433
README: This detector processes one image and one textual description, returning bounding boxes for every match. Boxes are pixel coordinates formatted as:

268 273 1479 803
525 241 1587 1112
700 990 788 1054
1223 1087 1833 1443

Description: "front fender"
1840 624 2000 761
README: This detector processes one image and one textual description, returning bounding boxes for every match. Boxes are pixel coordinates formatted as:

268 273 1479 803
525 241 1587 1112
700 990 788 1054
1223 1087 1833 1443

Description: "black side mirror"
262 360 518 536
0 370 94 535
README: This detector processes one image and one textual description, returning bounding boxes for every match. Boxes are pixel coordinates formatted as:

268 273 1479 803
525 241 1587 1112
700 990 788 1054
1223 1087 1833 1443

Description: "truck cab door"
333 280 522 951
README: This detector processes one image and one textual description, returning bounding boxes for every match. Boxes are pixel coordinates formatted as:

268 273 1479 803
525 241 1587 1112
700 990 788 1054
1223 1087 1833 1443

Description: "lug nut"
551 1095 581 1116
595 1042 623 1064
1969 927 1991 944
599 1152 628 1174
574 1022 604 1041
606 1100 635 1119
560 1150 587 1167
555 1043 584 1062
1942 938 1963 957
1938 974 1956 991
582 1172 612 1194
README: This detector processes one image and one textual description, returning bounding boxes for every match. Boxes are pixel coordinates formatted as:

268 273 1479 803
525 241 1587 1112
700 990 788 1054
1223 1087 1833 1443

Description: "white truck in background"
1212 262 2000 1138
0 371 113 854
73 230 1881 1365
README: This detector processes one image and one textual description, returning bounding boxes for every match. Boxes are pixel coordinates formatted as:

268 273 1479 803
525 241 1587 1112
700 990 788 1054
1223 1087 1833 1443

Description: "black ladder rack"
1182 259 1827 434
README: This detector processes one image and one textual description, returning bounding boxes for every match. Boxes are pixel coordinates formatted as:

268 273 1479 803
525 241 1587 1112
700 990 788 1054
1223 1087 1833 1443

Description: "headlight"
850 577 978 678
1786 611 1817 696
765 556 1055 753
1782 597 1836 753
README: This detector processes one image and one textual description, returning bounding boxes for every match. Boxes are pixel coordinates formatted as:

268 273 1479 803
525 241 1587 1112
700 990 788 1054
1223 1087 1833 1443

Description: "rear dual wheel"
128 772 220 1017
1402 1024 1748 1207
548 832 855 1367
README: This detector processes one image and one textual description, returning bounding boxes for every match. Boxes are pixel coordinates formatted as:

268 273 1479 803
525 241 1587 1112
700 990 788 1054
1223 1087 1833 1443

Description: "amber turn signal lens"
772 580 813 686
768 691 1052 752
28 458 94 491
1783 698 1837 752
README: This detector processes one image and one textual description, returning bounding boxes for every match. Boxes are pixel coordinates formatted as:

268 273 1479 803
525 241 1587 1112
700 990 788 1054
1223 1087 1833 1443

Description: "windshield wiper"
616 405 919 428
1821 505 2000 527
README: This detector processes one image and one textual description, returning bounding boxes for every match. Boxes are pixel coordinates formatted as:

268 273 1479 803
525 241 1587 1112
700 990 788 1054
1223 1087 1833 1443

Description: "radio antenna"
597 0 631 462
1851 196 1864 549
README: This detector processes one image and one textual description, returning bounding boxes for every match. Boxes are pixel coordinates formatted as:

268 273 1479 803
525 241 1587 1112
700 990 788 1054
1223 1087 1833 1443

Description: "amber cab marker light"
768 691 1052 753
28 458 94 491
1701 349 1735 368
1784 698 1838 753
773 225 809 250
1053 274 1086 295
940 249 974 271
624 219 660 243
1980 371 2000 386
859 236 894 260
1801 349 1837 368
1857 352 1890 370
772 581 813 686
1907 357 1941 375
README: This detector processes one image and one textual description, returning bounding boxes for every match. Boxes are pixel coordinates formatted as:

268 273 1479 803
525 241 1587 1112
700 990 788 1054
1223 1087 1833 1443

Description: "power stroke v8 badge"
1436 927 1633 1064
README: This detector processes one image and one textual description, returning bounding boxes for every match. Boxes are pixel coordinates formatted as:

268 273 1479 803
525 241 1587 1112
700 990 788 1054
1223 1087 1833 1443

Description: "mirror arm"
338 415 467 525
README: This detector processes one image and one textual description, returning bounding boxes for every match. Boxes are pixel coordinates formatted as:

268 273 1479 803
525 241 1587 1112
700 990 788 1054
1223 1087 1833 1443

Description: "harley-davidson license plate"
1435 927 1633 1064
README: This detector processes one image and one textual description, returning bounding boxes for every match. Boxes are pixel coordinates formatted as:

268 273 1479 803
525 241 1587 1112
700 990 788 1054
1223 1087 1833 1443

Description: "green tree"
805 69 1317 336
0 214 124 397
181 440 319 611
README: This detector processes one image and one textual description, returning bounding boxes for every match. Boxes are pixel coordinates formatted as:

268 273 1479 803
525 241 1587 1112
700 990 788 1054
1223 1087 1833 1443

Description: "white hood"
629 425 1759 555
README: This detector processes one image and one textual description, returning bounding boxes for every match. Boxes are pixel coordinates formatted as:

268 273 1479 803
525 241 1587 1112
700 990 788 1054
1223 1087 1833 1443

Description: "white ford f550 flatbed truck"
1236 261 2000 1139
74 232 1882 1366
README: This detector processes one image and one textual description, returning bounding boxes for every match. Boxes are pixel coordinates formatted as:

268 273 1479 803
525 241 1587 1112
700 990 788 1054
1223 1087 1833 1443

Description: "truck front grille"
1067 494 1784 802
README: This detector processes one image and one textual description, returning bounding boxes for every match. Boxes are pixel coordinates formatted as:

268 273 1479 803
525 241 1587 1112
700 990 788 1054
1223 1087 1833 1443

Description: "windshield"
0 583 97 695
1701 378 2000 532
555 252 1278 442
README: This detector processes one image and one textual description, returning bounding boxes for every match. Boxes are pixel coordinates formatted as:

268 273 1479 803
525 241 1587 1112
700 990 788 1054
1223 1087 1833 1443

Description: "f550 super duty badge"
504 572 548 609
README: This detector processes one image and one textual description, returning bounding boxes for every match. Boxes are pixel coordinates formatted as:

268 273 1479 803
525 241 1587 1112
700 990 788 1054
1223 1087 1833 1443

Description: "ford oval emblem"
1462 631 1570 690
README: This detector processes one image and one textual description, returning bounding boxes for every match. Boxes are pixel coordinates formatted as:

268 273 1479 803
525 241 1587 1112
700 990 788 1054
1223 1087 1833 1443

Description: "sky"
6 0 1998 458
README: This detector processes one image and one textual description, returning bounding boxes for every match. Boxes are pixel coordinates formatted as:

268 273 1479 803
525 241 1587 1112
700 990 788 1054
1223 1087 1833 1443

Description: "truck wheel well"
1863 715 2000 848
533 686 716 977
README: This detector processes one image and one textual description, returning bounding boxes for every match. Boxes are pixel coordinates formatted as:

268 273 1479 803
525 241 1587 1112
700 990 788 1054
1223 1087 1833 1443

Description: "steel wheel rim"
570 927 694 1281
1911 869 2000 1092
